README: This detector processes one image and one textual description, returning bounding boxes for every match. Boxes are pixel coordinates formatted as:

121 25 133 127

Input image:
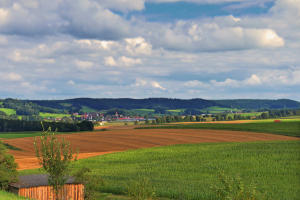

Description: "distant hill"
1 98 299 115
214 99 300 110
29 98 218 112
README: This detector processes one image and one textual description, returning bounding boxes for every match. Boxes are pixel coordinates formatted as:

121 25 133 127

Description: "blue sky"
128 1 274 21
0 0 299 100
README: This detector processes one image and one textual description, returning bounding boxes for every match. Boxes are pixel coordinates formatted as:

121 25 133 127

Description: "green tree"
34 127 77 200
0 141 18 190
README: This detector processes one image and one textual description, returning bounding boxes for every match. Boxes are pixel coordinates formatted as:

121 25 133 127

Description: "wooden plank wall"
18 184 84 200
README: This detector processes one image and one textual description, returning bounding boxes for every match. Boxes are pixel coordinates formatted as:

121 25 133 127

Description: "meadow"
20 140 300 200
39 112 71 118
0 131 76 139
139 121 300 137
0 108 16 115
0 190 28 200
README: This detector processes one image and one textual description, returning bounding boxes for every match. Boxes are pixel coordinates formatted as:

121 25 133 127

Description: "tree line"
148 108 300 124
0 119 93 132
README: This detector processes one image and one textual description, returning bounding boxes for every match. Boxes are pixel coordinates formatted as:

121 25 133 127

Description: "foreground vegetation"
21 141 300 200
138 121 300 137
0 190 28 200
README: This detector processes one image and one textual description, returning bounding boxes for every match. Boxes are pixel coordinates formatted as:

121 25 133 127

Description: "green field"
0 190 28 200
139 121 300 137
21 141 300 200
200 106 241 114
39 112 71 118
0 108 16 115
226 112 264 118
0 131 78 139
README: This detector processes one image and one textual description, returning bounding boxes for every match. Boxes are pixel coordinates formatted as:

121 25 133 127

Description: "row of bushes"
0 119 93 132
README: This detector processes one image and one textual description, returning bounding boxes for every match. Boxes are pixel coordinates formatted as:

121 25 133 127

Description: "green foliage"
214 99 300 110
211 171 264 200
127 177 157 200
0 141 18 190
138 121 300 137
73 167 104 200
0 118 93 132
34 127 77 199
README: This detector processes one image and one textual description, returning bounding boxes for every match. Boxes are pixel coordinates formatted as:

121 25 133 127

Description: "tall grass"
21 141 300 200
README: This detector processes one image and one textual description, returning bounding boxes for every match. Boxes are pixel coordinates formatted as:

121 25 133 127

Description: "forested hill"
30 98 300 112
29 98 218 111
214 99 300 110
1 98 299 114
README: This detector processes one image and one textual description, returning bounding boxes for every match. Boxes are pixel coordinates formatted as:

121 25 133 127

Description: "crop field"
20 141 300 200
0 108 16 115
4 128 298 170
140 121 300 137
39 112 71 118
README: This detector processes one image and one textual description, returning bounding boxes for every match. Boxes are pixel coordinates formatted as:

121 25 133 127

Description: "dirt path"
3 129 299 170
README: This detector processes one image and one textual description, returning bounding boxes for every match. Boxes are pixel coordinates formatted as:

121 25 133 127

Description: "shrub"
211 170 266 200
126 177 157 200
0 141 18 190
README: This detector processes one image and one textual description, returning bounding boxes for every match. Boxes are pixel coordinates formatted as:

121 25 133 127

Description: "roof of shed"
10 174 80 188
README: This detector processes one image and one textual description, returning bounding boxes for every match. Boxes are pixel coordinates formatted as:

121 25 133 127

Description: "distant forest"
0 98 300 115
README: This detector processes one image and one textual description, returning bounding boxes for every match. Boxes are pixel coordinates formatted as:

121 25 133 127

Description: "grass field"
200 106 241 114
0 108 16 115
0 190 28 200
139 121 300 137
0 131 76 139
39 112 71 118
21 141 300 200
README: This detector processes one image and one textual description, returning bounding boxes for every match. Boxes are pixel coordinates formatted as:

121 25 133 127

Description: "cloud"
134 79 166 90
125 37 152 55
75 59 93 70
149 20 284 51
6 72 22 81
151 81 166 90
105 56 142 67
95 0 145 12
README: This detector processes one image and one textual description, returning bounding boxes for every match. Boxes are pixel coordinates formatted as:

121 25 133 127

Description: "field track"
3 128 299 170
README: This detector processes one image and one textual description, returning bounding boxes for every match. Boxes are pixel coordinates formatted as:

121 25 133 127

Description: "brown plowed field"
3 129 299 170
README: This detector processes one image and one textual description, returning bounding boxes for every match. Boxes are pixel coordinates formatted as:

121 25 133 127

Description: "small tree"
34 127 77 200
0 141 18 190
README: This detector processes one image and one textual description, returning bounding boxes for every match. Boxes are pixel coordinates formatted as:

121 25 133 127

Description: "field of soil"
4 128 299 170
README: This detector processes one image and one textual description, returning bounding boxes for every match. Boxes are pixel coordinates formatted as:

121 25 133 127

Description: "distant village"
43 112 151 123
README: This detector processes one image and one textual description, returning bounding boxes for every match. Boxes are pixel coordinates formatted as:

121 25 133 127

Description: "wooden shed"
9 174 84 200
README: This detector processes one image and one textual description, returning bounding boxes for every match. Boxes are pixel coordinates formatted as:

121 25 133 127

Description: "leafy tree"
0 141 18 190
34 127 77 200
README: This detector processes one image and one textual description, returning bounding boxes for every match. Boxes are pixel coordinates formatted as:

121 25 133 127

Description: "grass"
0 108 16 115
0 190 28 200
0 131 80 139
39 112 71 118
200 106 241 114
167 109 185 113
139 121 300 137
20 141 300 200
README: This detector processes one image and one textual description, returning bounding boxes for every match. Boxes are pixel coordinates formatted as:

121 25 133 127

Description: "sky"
0 0 299 100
